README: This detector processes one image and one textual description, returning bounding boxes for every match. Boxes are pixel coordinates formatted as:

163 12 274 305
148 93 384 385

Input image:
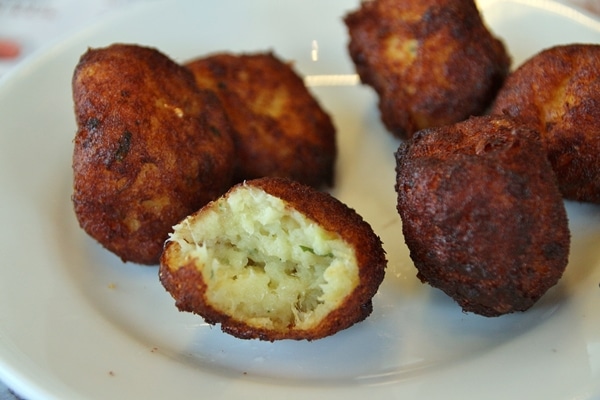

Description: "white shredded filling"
169 184 359 331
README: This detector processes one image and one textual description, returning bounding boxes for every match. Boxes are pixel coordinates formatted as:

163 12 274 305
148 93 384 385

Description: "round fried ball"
184 52 337 188
395 115 570 316
72 43 235 265
344 0 511 139
159 177 387 341
491 44 600 203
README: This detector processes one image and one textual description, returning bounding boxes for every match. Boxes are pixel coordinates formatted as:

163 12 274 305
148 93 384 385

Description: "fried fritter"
344 0 510 139
72 43 235 265
395 115 570 316
491 44 600 203
159 177 387 341
184 52 336 188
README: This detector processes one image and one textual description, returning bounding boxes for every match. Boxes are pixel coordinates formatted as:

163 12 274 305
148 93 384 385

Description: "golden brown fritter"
344 0 510 139
184 52 336 188
159 177 387 341
395 115 570 317
72 43 235 265
491 44 600 203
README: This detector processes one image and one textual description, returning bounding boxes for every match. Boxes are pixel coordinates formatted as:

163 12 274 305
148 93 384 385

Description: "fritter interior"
160 177 387 341
169 186 358 330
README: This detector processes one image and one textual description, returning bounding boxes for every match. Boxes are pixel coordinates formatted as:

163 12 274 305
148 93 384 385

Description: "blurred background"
0 0 156 78
1 0 599 77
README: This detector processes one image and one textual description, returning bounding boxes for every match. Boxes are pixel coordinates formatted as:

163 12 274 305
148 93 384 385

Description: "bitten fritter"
491 44 600 203
72 43 235 265
344 0 510 139
395 115 570 317
184 52 337 188
159 177 387 341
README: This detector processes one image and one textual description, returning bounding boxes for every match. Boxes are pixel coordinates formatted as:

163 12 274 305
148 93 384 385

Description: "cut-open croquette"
491 43 600 203
185 52 336 188
72 43 235 265
159 177 387 341
395 115 570 316
344 0 510 139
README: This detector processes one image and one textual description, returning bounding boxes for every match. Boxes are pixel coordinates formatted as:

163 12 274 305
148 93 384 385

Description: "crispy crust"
185 52 337 188
491 44 600 203
344 0 510 139
160 177 387 341
395 115 570 316
72 43 235 264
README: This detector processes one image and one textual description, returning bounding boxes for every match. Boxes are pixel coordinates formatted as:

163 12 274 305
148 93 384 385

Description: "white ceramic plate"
1 0 599 399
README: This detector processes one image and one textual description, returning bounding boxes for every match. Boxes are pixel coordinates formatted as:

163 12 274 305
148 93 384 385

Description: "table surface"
0 0 599 398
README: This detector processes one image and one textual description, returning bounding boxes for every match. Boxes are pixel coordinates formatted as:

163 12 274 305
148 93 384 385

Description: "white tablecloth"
0 0 598 398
